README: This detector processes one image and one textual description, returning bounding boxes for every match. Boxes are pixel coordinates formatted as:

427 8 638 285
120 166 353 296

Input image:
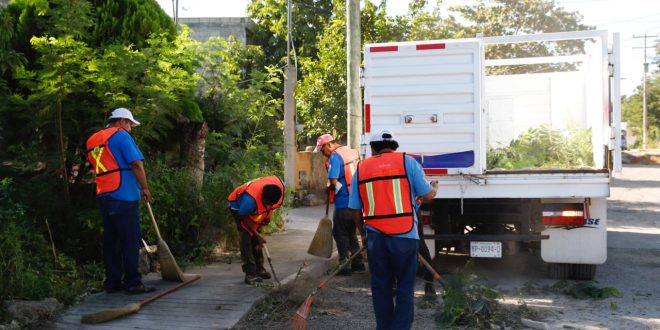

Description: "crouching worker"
227 176 284 285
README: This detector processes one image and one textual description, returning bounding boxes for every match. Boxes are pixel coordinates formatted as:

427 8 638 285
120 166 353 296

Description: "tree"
90 0 176 48
248 0 334 66
448 0 593 74
622 72 660 148
296 0 402 142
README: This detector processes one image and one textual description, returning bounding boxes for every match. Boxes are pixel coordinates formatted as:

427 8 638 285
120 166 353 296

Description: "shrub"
0 178 103 309
439 262 503 328
487 125 594 170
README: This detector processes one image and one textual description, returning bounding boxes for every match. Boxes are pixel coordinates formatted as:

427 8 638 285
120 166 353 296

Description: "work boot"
124 283 156 295
337 267 352 276
351 263 366 273
244 273 263 284
258 271 272 280
104 285 124 294
424 282 436 297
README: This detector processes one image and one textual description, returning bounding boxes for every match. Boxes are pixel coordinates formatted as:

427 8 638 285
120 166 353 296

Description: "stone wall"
294 151 327 206
178 17 254 44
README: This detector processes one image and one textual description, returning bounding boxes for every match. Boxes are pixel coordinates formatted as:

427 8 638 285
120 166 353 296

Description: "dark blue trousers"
98 197 142 289
367 231 419 330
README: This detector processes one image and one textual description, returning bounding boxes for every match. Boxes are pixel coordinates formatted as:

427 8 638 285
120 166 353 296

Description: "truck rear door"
363 39 483 175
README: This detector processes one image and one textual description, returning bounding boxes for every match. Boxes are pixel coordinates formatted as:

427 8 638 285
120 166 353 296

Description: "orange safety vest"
86 127 130 195
227 176 285 225
357 152 415 235
333 146 360 191
325 146 360 203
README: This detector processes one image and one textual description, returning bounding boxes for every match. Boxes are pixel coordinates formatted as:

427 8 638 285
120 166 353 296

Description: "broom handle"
140 274 201 307
317 246 366 290
418 254 444 285
325 191 330 217
262 244 281 285
146 202 163 241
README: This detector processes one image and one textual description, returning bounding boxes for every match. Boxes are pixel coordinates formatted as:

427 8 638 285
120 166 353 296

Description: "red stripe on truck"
424 168 448 175
542 216 584 226
364 104 371 133
416 43 446 50
369 46 398 52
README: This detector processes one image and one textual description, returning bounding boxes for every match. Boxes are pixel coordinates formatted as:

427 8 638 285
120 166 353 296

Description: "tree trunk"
179 119 208 188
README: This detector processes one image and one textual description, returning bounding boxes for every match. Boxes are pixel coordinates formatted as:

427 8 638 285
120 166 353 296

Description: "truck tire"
548 263 571 280
572 264 596 280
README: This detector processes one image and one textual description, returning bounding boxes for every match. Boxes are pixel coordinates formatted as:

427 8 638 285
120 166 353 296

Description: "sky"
155 0 660 96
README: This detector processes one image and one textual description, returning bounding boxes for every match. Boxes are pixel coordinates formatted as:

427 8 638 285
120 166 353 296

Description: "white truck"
361 30 622 280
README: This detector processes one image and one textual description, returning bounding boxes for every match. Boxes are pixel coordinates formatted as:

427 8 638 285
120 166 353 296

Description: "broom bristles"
306 217 333 258
157 239 186 282
291 295 314 330
80 302 140 324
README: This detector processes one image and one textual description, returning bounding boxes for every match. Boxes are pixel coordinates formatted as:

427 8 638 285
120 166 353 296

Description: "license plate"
470 241 502 258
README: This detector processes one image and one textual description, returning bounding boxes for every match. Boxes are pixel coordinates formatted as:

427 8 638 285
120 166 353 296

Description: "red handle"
140 275 201 307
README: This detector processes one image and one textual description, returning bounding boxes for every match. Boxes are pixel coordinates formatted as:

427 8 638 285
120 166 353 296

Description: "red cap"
314 134 335 152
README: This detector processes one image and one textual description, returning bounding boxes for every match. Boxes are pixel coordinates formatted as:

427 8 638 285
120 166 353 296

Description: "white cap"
370 129 396 142
109 108 140 126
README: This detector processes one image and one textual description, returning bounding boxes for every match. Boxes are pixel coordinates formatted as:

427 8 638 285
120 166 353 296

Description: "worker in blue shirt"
314 134 365 275
349 129 437 330
227 176 284 284
87 108 155 295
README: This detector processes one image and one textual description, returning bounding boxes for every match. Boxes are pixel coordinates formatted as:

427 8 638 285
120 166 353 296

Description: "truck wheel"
572 264 596 280
548 263 571 280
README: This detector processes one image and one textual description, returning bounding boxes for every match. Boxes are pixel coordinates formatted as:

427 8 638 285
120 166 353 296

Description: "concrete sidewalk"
49 205 331 330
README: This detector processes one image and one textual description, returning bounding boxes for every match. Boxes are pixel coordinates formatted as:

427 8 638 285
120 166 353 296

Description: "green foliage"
439 262 503 327
517 280 621 302
487 125 594 170
0 178 103 306
622 72 660 148
297 0 402 142
550 280 621 300
90 0 176 48
248 0 333 65
449 0 593 74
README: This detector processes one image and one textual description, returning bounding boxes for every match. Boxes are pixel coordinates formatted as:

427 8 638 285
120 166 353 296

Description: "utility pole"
346 0 362 150
172 0 179 25
633 33 658 150
283 0 297 192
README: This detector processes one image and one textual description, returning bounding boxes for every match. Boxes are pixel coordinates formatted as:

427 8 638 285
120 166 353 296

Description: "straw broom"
306 193 333 258
80 275 200 324
292 246 366 330
146 202 186 282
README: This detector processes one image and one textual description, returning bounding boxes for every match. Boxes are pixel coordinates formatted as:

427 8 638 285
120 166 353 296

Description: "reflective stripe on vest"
333 146 360 191
227 176 284 224
86 127 130 195
357 152 414 235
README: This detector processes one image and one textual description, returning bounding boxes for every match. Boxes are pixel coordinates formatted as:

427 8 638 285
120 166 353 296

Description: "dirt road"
235 164 660 329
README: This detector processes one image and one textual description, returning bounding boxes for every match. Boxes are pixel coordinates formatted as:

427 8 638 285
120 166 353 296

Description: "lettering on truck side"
584 218 600 225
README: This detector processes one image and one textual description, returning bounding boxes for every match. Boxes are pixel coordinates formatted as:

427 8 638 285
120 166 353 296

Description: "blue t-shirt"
328 152 350 208
97 130 144 201
348 154 432 240
229 193 258 216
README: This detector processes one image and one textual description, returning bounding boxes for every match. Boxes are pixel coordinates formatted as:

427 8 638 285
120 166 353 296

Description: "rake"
291 246 366 330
